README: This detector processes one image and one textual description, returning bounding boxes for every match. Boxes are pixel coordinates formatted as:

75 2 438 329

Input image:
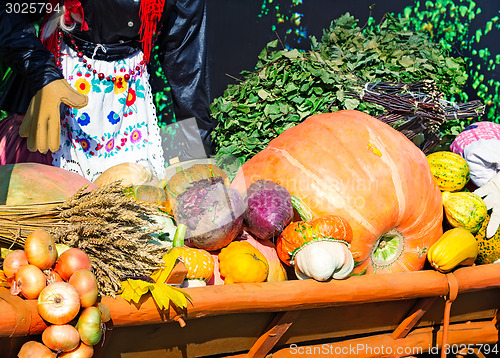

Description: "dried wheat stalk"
0 182 170 297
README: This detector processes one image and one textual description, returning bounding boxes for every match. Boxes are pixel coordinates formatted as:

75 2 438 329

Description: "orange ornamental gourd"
231 110 443 274
277 215 354 281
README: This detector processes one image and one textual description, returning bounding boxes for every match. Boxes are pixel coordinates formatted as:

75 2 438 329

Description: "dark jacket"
0 0 215 158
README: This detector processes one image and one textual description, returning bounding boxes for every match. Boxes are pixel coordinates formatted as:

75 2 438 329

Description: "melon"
0 163 97 205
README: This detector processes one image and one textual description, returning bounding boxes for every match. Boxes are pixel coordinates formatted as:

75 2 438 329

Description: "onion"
38 282 81 324
2 249 28 279
54 248 92 281
58 342 94 358
97 302 111 323
76 306 103 346
18 341 56 358
68 269 98 307
24 230 57 270
42 324 80 353
11 264 47 299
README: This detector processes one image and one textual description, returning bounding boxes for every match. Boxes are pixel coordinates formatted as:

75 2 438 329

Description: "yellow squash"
218 241 269 284
427 227 479 273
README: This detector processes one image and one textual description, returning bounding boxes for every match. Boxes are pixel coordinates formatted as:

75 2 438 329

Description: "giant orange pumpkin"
231 110 443 274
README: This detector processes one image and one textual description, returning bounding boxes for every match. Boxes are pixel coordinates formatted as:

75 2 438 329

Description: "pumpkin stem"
291 195 314 221
173 223 187 248
371 229 405 270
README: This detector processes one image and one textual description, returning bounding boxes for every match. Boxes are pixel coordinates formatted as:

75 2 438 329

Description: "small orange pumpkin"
218 241 269 284
277 215 354 281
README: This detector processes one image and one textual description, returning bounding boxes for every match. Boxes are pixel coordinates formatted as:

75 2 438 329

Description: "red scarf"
41 0 164 63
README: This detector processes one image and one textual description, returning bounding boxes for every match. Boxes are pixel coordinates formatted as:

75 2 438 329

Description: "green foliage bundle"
211 13 468 169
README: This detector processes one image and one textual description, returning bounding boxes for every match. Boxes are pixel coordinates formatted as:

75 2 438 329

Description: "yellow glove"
19 79 88 154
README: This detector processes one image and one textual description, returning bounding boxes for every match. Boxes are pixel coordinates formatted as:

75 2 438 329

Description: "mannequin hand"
474 171 500 238
19 79 88 154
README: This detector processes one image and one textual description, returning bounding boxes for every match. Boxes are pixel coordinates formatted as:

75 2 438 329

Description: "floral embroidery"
106 138 115 152
126 88 136 107
80 138 90 152
107 111 120 125
77 112 91 126
130 129 142 144
75 78 91 95
114 76 128 94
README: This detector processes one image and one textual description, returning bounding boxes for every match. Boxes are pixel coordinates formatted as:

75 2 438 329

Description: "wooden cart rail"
0 263 499 357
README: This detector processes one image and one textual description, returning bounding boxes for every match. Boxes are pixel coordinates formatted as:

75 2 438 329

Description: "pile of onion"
4 229 110 357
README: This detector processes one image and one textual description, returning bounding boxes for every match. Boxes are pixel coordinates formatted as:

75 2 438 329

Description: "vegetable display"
232 110 444 274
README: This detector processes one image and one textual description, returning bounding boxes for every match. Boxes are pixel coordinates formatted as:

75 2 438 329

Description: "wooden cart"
1 263 499 358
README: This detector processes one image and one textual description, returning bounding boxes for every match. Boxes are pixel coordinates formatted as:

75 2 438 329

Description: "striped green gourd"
427 151 470 192
442 191 487 234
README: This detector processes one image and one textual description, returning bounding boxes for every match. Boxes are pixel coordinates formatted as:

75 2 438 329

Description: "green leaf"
344 98 360 110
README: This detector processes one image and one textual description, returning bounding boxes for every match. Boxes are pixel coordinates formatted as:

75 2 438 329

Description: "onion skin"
2 249 28 279
24 230 57 270
97 302 111 323
46 269 64 284
58 342 94 358
76 306 103 346
38 282 81 325
68 269 98 307
42 324 80 353
12 264 47 299
18 341 56 358
54 248 92 281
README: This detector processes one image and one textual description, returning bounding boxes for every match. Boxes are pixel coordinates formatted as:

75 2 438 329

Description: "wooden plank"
247 311 301 358
269 320 499 358
391 296 438 339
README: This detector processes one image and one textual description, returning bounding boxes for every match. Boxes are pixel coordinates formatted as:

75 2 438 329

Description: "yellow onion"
58 342 94 358
38 282 81 324
42 324 80 353
12 264 47 299
18 341 56 358
24 230 57 270
3 249 28 279
68 269 98 308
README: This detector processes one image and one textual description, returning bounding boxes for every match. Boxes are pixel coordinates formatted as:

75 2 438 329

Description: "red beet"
244 180 293 241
